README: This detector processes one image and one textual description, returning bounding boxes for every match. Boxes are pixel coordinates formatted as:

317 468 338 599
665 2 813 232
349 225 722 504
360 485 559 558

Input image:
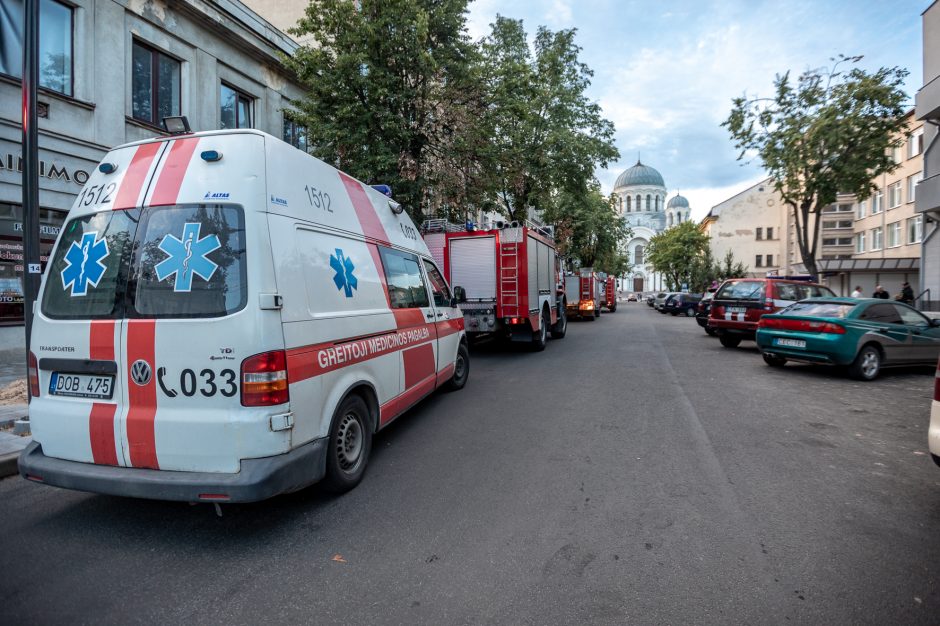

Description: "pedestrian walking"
851 285 863 298
898 281 915 305
872 285 890 299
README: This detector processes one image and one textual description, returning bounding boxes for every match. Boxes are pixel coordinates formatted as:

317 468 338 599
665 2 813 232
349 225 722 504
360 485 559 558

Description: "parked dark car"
663 293 703 316
696 292 716 334
647 293 664 307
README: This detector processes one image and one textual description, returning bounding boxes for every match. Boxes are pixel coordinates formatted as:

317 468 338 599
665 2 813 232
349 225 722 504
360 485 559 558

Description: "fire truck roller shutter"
538 240 552 295
527 236 538 309
450 236 497 300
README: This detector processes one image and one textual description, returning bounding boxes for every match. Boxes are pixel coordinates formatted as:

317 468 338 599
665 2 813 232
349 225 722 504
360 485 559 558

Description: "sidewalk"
0 348 29 478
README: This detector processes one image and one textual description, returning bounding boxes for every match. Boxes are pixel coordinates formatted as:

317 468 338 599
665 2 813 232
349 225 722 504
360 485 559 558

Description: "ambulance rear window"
130 205 247 318
41 210 139 319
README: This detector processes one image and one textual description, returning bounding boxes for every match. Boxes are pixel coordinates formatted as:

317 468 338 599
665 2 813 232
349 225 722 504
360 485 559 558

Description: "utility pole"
22 0 41 401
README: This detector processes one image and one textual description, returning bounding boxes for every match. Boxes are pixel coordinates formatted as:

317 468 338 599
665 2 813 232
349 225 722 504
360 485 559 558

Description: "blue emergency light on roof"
371 184 393 197
98 163 117 174
200 150 223 162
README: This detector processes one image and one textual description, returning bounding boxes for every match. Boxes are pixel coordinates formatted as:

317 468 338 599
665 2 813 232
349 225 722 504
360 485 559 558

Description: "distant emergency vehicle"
565 268 601 320
20 125 468 502
422 220 566 349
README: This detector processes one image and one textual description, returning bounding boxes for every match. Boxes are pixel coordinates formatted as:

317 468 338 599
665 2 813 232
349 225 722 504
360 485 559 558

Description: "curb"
0 451 19 479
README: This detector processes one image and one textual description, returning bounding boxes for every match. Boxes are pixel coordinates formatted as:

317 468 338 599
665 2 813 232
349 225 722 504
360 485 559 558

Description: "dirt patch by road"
0 379 27 405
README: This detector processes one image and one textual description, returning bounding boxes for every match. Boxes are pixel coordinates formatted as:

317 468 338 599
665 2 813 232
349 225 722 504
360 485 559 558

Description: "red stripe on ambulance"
88 320 118 465
340 172 390 244
126 320 159 469
112 142 161 210
149 138 200 206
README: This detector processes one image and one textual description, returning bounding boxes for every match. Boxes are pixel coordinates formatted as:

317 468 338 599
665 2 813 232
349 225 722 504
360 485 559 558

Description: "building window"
755 227 763 240
837 237 852 245
856 232 865 253
646 194 651 211
823 238 837 245
655 196 660 211
908 215 923 244
634 245 644 265
837 203 853 212
755 255 763 267
635 195 641 213
872 189 883 214
0 0 73 95
766 254 774 267
283 118 309 152
887 181 902 208
892 145 902 164
856 200 867 219
909 127 924 159
626 196 631 212
908 172 922 203
220 83 253 129
766 227 774 239
870 227 883 251
667 213 673 227
131 41 180 127
887 221 901 248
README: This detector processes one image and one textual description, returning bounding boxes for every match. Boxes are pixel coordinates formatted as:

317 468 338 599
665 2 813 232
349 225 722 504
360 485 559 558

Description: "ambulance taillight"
241 350 289 407
28 351 39 399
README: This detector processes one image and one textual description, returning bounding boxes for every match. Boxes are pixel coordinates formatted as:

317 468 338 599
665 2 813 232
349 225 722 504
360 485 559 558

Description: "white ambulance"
19 127 469 502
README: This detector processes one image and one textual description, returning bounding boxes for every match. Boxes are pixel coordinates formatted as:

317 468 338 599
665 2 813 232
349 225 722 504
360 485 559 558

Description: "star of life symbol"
155 222 221 292
330 248 357 298
60 231 109 297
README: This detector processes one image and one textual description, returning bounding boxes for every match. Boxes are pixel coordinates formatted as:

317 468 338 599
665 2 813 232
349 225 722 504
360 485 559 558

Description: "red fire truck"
423 220 567 349
565 267 601 320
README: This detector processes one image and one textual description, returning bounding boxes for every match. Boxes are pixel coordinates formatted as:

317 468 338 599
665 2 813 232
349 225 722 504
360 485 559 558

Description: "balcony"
916 74 940 122
917 173 940 215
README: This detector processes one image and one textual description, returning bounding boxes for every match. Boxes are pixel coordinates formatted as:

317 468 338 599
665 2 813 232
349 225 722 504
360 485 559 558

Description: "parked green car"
755 298 940 381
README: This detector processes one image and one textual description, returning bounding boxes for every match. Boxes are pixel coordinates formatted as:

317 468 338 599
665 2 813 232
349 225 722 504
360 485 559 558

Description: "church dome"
614 160 665 189
667 193 689 209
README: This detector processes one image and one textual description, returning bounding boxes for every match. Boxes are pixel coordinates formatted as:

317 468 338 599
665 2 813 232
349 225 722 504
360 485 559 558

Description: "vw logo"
131 360 152 386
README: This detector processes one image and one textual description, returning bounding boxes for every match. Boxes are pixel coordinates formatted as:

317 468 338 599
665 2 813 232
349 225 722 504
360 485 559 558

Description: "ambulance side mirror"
453 286 467 304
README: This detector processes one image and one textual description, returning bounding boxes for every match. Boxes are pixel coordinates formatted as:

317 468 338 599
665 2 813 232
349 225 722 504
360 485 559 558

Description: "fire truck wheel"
594 308 601 318
445 342 470 391
322 394 373 493
551 305 567 339
531 311 548 351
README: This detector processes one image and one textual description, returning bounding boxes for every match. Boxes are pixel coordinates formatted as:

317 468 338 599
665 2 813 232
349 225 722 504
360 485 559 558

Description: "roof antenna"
637 152 641 165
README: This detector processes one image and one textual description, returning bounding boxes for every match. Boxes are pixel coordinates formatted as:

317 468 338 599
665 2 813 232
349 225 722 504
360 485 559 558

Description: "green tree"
284 0 482 218
646 222 710 290
723 55 908 277
478 17 618 220
549 186 631 272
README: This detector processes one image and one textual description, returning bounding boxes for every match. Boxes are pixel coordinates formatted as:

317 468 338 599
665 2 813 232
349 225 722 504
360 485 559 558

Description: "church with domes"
611 159 691 293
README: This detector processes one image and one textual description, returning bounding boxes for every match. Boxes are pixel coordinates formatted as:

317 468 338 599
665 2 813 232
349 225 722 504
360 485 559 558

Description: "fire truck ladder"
500 243 520 317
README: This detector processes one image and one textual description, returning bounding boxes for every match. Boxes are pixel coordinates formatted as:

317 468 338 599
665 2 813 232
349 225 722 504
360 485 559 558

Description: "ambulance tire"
445 342 470 391
531 310 549 352
551 305 567 339
322 395 373 494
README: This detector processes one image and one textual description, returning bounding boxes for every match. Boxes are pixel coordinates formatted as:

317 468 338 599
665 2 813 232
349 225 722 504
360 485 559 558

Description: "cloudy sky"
466 0 928 220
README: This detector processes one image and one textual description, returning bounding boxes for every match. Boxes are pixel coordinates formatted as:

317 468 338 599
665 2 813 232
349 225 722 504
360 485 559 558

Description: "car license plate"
49 372 114 399
729 307 746 313
773 338 806 349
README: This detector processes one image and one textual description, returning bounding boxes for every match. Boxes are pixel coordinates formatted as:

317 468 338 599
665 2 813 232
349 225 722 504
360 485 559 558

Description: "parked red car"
708 278 835 348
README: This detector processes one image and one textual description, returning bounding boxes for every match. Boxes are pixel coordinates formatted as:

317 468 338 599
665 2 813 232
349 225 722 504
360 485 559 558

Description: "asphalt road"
2 305 939 624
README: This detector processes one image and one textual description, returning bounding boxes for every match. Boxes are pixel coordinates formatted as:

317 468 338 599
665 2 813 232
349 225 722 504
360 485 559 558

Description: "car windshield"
716 281 763 300
780 301 855 318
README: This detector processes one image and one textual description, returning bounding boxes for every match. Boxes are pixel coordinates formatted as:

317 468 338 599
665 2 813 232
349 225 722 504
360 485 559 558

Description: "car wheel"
705 326 717 337
685 308 695 317
322 395 373 493
531 310 548 351
848 344 882 381
445 342 470 390
719 334 741 348
762 353 787 367
551 305 567 339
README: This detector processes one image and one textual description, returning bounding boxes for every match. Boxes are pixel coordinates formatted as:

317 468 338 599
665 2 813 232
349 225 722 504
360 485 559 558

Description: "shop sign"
0 153 90 186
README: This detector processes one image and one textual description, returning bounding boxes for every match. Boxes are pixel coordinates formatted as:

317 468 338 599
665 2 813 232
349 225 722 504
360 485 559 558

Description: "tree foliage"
723 55 909 277
646 221 710 291
284 0 481 217
548 186 632 274
477 17 619 220
689 248 748 293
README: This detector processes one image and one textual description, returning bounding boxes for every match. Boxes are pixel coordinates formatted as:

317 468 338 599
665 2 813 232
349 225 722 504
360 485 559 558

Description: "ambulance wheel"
445 342 470 391
551 305 567 339
531 310 548 352
323 395 373 493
